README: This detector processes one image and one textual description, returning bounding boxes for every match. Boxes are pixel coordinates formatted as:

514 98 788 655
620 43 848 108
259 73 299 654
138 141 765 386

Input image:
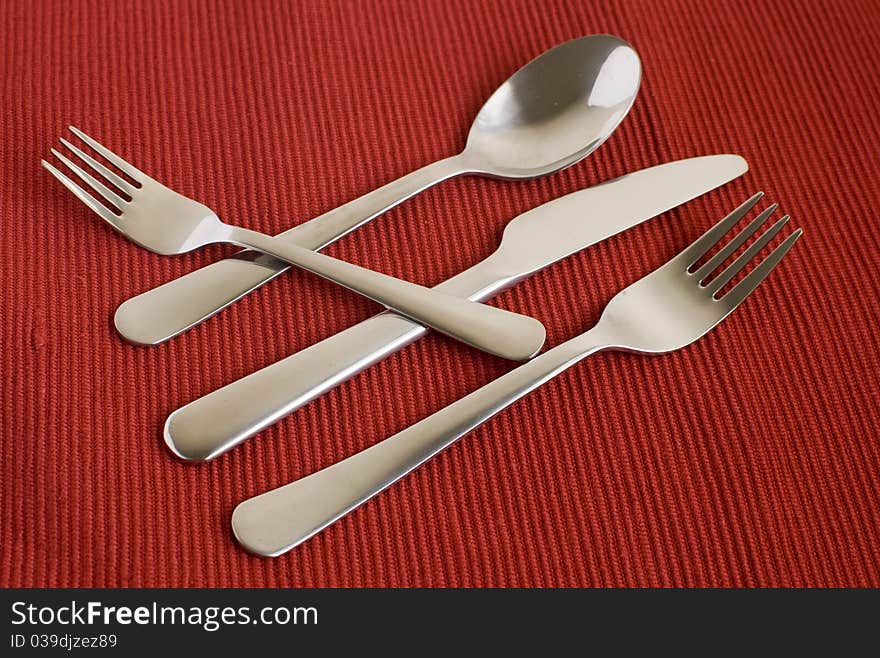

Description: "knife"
164 155 748 461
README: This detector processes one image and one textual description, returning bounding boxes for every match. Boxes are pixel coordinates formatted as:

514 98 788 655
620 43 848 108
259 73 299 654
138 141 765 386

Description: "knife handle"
114 155 469 345
165 313 425 460
164 257 516 461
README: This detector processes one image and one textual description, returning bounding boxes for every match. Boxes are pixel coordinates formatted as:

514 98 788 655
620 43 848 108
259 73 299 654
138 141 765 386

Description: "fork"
231 194 802 556
40 128 546 362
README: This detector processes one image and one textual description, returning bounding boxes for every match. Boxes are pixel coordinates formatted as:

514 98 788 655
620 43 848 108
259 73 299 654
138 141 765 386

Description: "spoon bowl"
464 34 641 178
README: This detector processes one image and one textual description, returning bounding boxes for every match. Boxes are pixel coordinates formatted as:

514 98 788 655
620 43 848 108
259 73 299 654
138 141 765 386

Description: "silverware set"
42 34 801 557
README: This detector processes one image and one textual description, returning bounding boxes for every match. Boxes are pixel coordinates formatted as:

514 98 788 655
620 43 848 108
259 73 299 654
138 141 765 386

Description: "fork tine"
706 216 790 295
682 193 764 268
41 159 123 230
51 148 127 210
720 229 802 307
68 126 146 183
59 137 137 196
692 203 778 282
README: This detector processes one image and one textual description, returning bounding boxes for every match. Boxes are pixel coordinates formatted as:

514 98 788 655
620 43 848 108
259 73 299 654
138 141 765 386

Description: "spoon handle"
113 154 469 345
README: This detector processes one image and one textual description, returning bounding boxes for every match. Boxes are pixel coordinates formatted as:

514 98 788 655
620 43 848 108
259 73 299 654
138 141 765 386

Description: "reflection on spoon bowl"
464 34 641 178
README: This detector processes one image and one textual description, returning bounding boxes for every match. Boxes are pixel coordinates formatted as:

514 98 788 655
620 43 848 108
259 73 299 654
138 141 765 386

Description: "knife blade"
165 155 748 461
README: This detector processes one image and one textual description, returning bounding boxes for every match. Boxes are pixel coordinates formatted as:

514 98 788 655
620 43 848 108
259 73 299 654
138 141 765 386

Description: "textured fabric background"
2 0 879 587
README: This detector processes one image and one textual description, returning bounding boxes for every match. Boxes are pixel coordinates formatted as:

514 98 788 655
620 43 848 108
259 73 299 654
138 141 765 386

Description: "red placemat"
2 0 878 587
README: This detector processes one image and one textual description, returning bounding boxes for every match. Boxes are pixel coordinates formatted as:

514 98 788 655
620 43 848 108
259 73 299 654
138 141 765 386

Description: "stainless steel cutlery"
163 155 749 461
39 32 803 559
42 129 546 361
231 195 802 556
112 34 640 346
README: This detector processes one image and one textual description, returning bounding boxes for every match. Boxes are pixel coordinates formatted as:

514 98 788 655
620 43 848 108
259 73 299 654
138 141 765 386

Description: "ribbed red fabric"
2 0 879 587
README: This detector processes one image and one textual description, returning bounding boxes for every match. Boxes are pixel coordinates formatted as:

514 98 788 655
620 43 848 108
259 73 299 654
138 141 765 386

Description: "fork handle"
114 155 470 345
231 332 607 556
227 227 546 362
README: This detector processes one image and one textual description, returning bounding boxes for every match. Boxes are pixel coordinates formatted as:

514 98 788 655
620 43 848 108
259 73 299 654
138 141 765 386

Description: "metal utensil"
42 131 546 361
113 34 641 345
231 194 802 556
164 155 748 461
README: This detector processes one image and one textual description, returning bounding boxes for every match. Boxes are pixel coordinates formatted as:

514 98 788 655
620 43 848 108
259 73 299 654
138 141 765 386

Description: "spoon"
113 34 642 346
